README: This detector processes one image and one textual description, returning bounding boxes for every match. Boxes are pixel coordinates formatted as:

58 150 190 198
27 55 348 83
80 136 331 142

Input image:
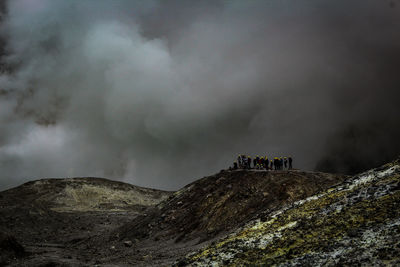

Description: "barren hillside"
86 170 347 266
176 159 400 266
0 177 171 266
2 162 398 266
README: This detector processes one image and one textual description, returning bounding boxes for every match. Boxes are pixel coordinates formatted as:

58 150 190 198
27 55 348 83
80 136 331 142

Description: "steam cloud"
0 0 399 190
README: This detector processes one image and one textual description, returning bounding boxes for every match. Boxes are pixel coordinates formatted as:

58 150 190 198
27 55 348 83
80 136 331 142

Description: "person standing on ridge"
289 156 293 169
260 157 265 169
270 160 273 170
237 154 242 168
242 155 248 169
284 157 288 169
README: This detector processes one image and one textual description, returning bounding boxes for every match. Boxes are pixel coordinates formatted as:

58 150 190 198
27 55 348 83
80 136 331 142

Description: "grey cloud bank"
0 0 399 190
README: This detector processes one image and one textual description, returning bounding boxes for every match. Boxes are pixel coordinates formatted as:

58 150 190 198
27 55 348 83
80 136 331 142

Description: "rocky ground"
0 177 171 266
176 159 400 266
0 169 347 266
116 169 347 244
3 160 398 266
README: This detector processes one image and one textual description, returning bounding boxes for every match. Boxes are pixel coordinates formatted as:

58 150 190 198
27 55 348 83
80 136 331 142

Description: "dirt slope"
176 159 400 266
0 231 25 266
86 169 347 266
0 169 354 266
0 177 171 266
1 177 171 212
116 170 347 243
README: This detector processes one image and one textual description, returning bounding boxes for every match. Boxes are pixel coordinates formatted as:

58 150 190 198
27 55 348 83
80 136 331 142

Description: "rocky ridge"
176 159 400 266
1 161 397 266
92 169 347 266
116 170 347 244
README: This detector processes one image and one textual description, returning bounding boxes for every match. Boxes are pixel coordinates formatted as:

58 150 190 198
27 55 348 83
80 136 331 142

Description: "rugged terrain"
0 169 348 266
2 160 399 266
176 159 400 266
0 177 171 266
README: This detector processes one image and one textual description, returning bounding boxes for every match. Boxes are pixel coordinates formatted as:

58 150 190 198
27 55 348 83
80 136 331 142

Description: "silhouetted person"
242 155 247 169
253 157 257 168
247 156 251 169
233 162 238 169
270 160 273 170
289 156 293 169
237 155 241 168
284 157 288 169
260 157 265 169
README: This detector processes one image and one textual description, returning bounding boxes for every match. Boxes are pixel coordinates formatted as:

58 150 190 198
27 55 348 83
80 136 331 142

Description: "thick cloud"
0 0 399 190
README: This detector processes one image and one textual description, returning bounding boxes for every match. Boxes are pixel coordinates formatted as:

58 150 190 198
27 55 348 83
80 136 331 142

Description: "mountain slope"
2 162 397 266
1 177 171 212
85 170 348 266
116 170 347 244
0 177 171 266
176 159 400 266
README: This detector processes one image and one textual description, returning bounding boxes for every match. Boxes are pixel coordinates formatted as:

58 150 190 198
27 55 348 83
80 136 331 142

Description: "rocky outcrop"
176 159 400 266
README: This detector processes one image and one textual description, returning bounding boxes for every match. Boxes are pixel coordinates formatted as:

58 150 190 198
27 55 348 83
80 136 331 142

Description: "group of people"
232 154 293 170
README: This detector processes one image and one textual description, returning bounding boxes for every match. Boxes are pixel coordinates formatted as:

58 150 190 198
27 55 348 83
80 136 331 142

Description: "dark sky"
0 0 399 190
